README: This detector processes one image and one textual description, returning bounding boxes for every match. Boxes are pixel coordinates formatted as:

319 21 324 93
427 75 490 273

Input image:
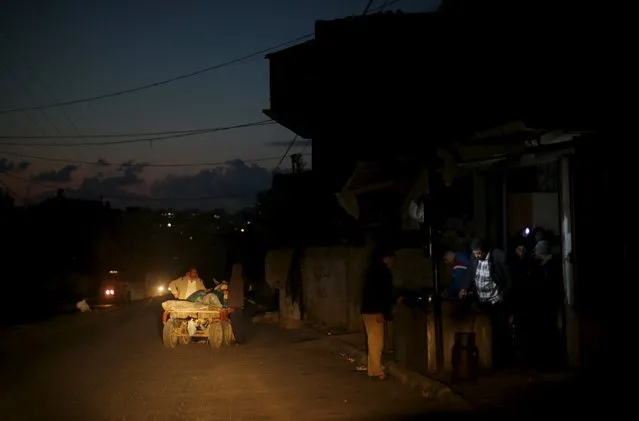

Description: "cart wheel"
208 322 223 349
162 320 179 348
221 321 235 346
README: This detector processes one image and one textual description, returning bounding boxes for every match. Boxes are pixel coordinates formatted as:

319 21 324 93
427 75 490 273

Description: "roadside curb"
326 336 471 406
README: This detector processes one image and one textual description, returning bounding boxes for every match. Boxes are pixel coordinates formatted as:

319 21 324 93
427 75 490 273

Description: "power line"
0 59 64 137
0 149 311 168
300 139 312 155
378 0 401 11
275 135 298 170
383 0 401 12
363 0 376 15
0 34 314 115
365 0 400 15
1 28 93 147
0 0 402 116
0 120 274 147
1 171 263 202
0 72 50 137
0 120 275 140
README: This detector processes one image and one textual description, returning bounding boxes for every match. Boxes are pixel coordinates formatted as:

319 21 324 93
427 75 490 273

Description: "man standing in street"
359 248 396 380
168 267 205 300
459 239 512 366
227 262 246 344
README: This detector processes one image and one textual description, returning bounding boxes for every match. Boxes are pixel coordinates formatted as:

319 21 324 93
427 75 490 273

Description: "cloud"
149 159 272 210
33 165 79 182
72 160 147 198
38 159 273 211
0 158 30 173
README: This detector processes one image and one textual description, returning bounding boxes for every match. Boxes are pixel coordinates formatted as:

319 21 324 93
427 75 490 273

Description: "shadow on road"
359 366 615 421
156 304 165 342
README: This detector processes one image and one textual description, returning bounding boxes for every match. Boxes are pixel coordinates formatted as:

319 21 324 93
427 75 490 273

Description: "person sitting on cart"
168 267 206 300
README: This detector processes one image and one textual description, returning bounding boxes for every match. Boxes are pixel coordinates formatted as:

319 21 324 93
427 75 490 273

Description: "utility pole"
412 177 445 372
425 173 444 372
430 223 444 372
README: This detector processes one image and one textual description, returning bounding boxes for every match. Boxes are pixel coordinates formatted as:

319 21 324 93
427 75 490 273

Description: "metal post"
502 173 508 251
430 221 444 371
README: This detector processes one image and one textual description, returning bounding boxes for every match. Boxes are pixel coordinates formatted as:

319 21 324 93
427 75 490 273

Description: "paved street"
0 299 466 421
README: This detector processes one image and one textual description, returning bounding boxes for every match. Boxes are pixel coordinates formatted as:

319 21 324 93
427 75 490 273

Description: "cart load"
161 292 234 349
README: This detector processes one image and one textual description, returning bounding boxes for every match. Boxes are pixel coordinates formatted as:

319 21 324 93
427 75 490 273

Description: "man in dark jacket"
360 248 396 380
460 238 512 366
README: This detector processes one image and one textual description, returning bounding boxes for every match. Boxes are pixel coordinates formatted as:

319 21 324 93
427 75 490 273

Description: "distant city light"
167 223 172 227
240 228 245 232
109 270 118 274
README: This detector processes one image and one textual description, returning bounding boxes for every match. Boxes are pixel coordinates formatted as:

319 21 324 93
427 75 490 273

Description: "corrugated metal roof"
341 159 424 194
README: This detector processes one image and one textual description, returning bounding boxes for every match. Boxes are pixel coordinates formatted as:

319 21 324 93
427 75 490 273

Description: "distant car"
99 270 132 304
100 283 131 303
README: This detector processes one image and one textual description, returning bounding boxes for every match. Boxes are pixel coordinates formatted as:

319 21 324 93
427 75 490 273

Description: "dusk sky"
0 0 441 210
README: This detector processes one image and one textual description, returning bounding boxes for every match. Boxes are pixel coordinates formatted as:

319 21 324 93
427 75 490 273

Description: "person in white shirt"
168 267 206 300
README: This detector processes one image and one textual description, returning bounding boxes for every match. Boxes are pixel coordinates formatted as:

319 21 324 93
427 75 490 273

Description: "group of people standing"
442 228 563 368
359 228 564 379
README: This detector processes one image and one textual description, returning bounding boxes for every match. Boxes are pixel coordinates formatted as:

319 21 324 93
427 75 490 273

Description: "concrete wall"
266 246 496 372
302 247 369 332
392 249 433 290
265 246 432 332
426 301 493 373
508 192 560 235
265 249 299 328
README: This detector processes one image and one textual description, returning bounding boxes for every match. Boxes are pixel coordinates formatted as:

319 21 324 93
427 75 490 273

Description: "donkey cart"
161 300 234 348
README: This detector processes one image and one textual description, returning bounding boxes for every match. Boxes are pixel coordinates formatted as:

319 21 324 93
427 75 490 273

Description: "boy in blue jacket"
442 250 470 299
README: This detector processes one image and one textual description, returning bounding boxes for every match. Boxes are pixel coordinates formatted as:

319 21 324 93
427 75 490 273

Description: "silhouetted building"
263 1 613 372
264 1 598 190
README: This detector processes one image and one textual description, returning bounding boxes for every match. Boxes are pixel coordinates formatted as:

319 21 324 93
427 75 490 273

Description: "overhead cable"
0 120 274 147
0 35 313 115
0 149 311 168
0 120 274 140
0 0 402 115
